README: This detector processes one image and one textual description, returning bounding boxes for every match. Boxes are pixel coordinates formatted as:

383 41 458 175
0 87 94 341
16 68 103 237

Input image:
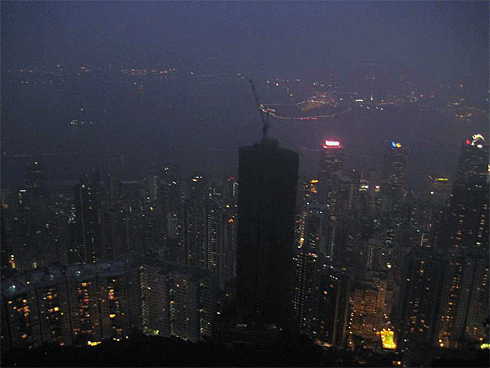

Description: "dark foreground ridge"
2 331 488 367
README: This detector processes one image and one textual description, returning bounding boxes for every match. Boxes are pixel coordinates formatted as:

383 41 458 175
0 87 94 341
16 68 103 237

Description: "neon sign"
391 141 402 148
323 140 341 147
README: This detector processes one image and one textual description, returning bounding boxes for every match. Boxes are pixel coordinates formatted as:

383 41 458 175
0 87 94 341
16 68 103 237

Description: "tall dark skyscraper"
436 134 489 348
236 139 299 329
448 133 489 253
1 205 13 277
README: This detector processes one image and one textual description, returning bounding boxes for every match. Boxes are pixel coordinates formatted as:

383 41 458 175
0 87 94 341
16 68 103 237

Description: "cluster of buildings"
291 133 488 354
128 256 216 342
1 159 238 349
1 132 488 359
1 262 129 351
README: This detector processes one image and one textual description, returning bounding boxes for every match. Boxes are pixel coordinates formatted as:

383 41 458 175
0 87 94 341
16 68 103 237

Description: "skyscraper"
319 139 344 217
448 133 489 253
320 140 344 185
236 139 299 329
436 134 489 347
382 140 408 212
436 248 489 348
293 249 320 332
319 139 345 265
24 158 45 206
394 247 446 351
130 257 215 343
1 205 13 277
72 174 101 264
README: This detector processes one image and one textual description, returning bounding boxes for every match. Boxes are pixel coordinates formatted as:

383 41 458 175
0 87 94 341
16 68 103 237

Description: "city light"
377 329 397 349
2 3 489 364
314 339 332 348
323 140 341 148
469 133 486 147
472 133 485 141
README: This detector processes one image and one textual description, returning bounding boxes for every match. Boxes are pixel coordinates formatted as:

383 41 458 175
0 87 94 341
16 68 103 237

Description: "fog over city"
1 2 489 367
2 1 488 183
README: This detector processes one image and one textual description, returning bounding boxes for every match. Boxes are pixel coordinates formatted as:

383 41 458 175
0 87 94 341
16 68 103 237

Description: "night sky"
1 1 489 183
2 1 488 79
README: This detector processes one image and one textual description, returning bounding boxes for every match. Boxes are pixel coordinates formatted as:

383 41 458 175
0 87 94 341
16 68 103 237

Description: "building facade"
236 139 299 329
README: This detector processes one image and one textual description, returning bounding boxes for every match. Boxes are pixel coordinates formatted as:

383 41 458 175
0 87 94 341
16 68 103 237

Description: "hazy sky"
2 1 488 81
1 1 489 183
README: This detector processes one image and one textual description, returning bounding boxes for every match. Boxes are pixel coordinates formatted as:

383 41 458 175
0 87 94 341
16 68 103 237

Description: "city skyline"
1 1 489 366
2 2 489 186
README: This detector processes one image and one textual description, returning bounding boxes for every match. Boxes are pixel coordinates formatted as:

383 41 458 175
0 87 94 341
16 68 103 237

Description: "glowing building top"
457 133 488 179
465 133 487 148
323 140 342 148
320 139 344 177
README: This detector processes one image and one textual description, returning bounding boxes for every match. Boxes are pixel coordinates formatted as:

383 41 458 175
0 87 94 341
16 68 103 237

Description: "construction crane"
249 79 270 141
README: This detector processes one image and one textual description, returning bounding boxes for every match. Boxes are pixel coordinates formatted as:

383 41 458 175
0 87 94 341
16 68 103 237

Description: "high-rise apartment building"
293 249 320 332
10 158 47 270
130 257 215 342
1 262 130 351
436 248 489 348
303 202 326 251
1 206 13 277
71 175 101 264
381 140 408 212
319 270 352 348
236 139 299 329
394 247 446 351
350 271 395 347
431 134 489 348
293 253 352 348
